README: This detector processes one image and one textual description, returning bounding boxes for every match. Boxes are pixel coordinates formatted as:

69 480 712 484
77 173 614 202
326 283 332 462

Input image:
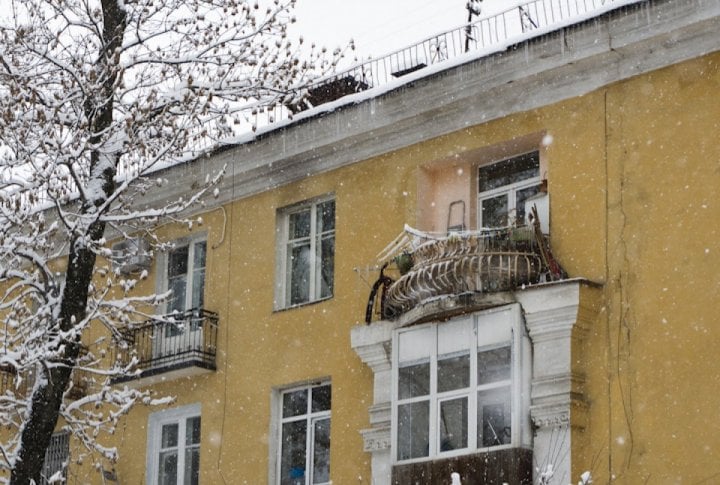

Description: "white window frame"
156 234 207 315
275 196 335 309
146 403 201 485
477 151 541 228
391 304 531 464
272 382 332 485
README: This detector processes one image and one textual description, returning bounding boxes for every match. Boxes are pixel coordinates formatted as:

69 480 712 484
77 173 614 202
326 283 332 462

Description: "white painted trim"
352 279 600 485
477 150 542 228
390 304 530 465
154 232 208 315
274 195 335 310
145 403 202 485
269 381 332 485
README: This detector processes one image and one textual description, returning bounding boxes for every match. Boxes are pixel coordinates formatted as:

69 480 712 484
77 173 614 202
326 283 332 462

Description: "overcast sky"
290 0 515 61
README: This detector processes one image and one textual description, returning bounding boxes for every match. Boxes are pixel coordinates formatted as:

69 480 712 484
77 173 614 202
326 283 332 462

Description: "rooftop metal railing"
276 0 627 116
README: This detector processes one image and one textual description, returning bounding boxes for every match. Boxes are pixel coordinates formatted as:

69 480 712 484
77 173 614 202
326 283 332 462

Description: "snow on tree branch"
0 0 332 482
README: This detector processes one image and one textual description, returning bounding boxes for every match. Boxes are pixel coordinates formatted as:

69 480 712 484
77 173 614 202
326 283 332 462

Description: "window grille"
41 431 69 485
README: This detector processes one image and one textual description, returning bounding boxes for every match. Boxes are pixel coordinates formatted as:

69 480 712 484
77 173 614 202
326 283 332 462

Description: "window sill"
273 295 333 313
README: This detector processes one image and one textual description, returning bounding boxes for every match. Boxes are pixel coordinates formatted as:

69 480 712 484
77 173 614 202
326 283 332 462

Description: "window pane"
478 152 540 192
515 184 541 225
477 346 511 385
397 401 429 460
317 200 335 232
437 353 469 393
398 326 433 363
186 417 201 445
289 243 311 305
398 362 430 399
478 387 511 447
481 194 508 228
439 397 468 452
168 246 189 278
281 421 307 485
158 451 178 485
319 234 334 299
193 241 206 269
183 447 200 485
168 275 187 314
161 423 179 448
191 268 205 310
283 389 308 417
289 209 311 239
476 313 511 347
311 385 331 413
312 418 331 484
438 318 472 355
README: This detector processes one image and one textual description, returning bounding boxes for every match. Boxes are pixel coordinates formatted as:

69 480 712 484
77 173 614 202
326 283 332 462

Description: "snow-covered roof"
224 0 647 146
40 0 720 220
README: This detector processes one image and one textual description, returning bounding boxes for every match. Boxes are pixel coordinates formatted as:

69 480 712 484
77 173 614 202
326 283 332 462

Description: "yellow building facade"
47 1 720 484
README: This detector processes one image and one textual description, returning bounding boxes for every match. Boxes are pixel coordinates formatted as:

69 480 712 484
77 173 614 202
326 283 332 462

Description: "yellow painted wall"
88 51 720 485
598 52 720 483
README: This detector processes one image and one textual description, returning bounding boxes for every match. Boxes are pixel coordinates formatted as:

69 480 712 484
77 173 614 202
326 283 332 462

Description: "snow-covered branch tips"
0 0 326 483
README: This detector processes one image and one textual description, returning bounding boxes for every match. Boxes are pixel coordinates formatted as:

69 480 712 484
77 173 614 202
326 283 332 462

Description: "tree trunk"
10 1 126 482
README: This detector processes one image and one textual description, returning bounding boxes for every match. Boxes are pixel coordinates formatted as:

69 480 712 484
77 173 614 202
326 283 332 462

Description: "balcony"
369 224 565 324
113 309 219 386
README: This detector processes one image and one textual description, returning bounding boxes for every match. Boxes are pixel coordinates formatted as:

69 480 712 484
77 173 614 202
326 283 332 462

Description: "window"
277 197 335 308
478 151 541 228
41 431 69 485
165 239 206 315
277 383 331 485
146 404 201 485
392 305 530 462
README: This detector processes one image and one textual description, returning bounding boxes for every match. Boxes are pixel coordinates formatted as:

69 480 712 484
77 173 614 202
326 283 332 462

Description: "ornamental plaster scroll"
360 402 392 454
531 399 589 430
361 425 392 453
530 407 570 429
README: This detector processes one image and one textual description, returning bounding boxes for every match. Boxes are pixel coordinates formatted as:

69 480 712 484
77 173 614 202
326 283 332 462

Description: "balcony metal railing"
273 0 633 117
367 217 567 322
115 308 219 382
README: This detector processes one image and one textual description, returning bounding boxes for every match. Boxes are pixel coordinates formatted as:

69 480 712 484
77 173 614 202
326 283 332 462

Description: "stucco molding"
351 280 601 485
351 320 396 373
351 321 396 483
530 405 571 429
518 280 599 484
518 281 597 429
531 399 590 430
360 425 392 453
